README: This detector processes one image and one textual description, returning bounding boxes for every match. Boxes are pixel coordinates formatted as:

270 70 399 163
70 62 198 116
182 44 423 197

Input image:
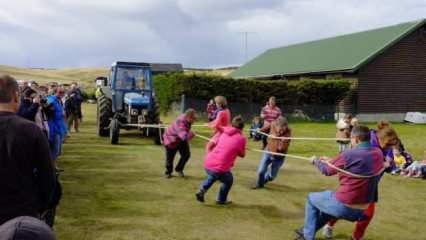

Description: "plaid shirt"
163 114 194 148
313 142 384 205
261 104 282 126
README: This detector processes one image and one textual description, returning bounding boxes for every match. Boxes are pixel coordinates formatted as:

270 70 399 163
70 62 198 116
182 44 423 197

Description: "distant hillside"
0 65 108 87
0 65 239 87
184 66 238 76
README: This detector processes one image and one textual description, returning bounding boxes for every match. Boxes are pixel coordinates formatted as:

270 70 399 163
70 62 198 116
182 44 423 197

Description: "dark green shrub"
153 73 353 113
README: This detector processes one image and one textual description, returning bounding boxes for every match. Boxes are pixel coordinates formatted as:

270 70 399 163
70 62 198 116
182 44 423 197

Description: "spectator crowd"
0 75 84 239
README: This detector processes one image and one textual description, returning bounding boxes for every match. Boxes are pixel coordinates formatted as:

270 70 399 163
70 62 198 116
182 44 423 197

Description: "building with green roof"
230 19 426 121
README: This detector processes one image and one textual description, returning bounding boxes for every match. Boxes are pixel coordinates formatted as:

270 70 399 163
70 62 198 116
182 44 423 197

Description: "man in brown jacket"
253 116 291 189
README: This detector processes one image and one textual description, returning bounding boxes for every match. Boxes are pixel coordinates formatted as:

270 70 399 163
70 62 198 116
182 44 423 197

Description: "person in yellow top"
393 146 406 167
95 88 103 99
391 143 413 175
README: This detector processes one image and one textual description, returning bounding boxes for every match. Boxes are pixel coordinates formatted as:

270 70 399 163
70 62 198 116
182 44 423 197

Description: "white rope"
129 123 349 142
194 133 384 179
254 129 350 142
124 124 384 179
125 123 168 128
249 148 314 161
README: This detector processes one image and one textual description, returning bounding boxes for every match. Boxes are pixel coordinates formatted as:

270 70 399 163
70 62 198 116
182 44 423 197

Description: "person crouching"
163 109 197 178
195 116 247 205
253 116 291 189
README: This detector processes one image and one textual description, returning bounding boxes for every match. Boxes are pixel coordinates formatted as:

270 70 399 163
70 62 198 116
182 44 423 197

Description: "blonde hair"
351 118 359 127
274 116 288 128
377 127 399 149
377 120 391 130
184 108 196 118
214 96 227 108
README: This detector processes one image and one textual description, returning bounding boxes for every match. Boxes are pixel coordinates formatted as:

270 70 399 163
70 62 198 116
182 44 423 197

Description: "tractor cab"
110 62 153 114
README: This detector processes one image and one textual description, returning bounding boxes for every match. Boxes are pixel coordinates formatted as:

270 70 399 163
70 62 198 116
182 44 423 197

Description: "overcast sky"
0 0 425 68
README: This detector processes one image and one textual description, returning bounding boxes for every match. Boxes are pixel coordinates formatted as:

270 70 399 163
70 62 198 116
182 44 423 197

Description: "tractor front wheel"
110 119 120 145
97 95 112 137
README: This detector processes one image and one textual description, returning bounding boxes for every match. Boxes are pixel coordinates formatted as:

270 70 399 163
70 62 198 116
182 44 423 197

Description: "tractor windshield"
115 67 149 90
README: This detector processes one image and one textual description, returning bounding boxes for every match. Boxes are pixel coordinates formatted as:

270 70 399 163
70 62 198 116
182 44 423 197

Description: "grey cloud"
0 0 424 68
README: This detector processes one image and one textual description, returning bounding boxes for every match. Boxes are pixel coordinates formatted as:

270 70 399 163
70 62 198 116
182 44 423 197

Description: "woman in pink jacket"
196 116 246 205
208 96 231 133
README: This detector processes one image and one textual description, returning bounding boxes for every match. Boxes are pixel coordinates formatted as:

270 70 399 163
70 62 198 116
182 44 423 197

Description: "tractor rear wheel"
97 95 112 137
110 119 120 145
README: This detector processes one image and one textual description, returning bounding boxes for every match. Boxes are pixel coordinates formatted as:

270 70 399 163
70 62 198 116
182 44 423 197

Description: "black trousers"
165 141 191 175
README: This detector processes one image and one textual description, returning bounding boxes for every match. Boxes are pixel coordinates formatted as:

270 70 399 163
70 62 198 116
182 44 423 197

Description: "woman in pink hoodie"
196 116 246 205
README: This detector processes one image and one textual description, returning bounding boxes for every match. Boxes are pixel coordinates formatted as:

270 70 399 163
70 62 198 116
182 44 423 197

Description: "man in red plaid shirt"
260 96 282 148
163 109 197 178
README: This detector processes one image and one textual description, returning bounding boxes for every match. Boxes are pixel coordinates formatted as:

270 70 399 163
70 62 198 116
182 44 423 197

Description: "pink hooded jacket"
208 108 231 132
204 127 247 173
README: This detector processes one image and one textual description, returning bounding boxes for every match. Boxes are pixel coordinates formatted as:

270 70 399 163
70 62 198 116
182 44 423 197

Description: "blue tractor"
96 61 162 144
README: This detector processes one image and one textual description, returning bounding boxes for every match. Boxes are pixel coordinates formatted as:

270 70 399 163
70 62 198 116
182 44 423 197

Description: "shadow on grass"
203 202 304 219
239 181 318 194
179 175 206 181
315 233 351 240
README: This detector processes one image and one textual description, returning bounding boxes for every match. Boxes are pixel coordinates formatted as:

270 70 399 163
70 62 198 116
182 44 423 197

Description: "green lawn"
56 104 426 240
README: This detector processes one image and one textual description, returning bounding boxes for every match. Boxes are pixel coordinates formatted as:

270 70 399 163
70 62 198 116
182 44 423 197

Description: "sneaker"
251 185 264 190
216 200 232 205
176 171 185 178
165 174 173 179
195 192 205 202
322 225 333 239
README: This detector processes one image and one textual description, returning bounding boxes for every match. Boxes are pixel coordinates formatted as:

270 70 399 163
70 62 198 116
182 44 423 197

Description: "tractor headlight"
131 109 139 116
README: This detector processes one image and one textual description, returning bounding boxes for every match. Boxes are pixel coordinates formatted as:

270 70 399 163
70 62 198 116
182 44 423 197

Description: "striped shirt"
313 142 384 205
261 104 282 125
163 114 194 148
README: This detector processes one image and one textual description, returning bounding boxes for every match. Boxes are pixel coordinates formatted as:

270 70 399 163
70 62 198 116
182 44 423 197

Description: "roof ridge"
270 19 425 51
351 18 426 71
230 18 426 78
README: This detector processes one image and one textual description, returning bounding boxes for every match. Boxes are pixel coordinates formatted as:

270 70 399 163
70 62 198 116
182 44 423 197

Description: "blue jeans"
256 153 285 187
200 169 233 202
303 191 367 240
49 133 62 161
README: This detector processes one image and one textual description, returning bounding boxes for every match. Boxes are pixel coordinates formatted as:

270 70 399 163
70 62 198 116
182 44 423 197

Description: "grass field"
56 104 426 240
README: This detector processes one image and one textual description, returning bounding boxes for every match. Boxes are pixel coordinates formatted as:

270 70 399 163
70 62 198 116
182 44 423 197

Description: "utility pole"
238 32 256 63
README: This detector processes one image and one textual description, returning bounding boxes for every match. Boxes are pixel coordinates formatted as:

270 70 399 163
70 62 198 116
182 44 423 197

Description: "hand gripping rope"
132 124 385 178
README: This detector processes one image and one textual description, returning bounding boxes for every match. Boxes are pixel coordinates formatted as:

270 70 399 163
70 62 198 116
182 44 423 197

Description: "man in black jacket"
0 75 56 225
17 86 40 122
65 82 83 132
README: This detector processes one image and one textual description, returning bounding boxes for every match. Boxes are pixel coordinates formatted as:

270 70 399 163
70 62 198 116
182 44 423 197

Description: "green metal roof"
229 19 426 78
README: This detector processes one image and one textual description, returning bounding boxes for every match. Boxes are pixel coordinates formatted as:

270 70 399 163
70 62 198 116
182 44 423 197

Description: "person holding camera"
0 75 56 225
18 86 40 122
65 83 83 133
